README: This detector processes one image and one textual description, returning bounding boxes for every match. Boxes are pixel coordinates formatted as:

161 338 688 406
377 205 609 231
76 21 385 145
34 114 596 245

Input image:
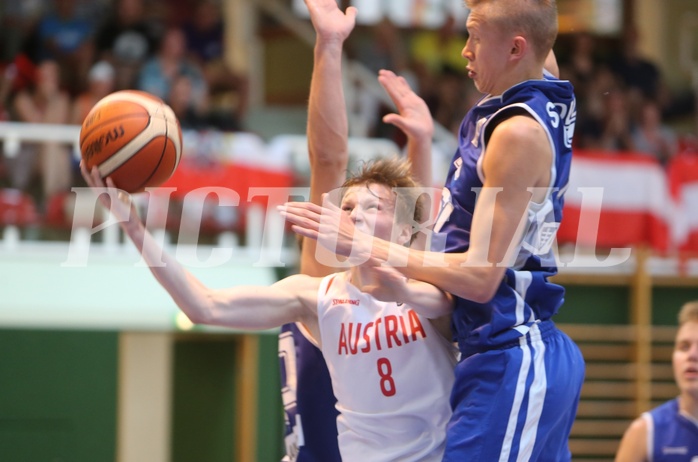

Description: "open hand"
378 69 434 142
305 0 357 43
279 193 373 267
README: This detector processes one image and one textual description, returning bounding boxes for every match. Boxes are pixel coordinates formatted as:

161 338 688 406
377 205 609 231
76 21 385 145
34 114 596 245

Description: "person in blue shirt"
615 301 698 462
282 0 585 460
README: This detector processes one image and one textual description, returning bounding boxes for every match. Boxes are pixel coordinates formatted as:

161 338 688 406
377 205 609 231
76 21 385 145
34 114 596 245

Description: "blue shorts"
443 321 585 462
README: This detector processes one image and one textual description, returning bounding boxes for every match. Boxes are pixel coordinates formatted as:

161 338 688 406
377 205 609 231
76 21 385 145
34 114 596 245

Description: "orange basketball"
79 90 183 193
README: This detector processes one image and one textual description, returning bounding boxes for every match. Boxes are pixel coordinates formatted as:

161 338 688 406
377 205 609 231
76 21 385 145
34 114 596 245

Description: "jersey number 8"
377 357 396 397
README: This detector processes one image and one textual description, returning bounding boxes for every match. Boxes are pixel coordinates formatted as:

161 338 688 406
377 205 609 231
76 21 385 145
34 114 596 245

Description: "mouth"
684 365 698 379
467 69 476 79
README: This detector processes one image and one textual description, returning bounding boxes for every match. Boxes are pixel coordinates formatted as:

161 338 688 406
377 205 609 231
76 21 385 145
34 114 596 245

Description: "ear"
510 36 527 60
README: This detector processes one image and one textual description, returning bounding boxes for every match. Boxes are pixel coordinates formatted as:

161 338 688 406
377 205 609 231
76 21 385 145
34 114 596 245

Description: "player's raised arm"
80 163 319 331
301 0 356 276
378 69 434 188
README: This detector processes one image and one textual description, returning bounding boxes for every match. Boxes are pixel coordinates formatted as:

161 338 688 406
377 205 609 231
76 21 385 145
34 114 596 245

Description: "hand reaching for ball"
80 161 138 226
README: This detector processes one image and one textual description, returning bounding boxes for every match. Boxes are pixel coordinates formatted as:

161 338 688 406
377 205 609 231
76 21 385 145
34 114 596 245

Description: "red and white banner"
667 153 698 253
557 151 673 253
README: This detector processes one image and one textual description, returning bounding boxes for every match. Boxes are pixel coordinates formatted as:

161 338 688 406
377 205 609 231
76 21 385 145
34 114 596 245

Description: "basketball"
79 90 182 193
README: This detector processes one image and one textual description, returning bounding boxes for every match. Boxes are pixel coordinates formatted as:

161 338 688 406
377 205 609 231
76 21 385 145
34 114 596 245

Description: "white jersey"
317 272 457 462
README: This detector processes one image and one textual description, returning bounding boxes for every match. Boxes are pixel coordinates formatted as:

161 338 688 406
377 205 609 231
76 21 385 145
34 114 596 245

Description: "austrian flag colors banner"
557 151 673 253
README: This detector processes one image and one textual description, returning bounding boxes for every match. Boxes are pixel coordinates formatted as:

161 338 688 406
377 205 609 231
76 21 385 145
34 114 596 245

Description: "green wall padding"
0 329 118 462
652 287 698 325
554 285 631 324
255 334 284 462
171 338 238 462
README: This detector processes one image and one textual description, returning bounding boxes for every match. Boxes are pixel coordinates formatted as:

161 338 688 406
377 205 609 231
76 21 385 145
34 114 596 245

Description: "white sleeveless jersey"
317 272 457 462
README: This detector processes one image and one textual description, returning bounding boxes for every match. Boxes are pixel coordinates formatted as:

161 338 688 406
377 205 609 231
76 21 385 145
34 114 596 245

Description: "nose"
462 39 472 61
349 206 363 224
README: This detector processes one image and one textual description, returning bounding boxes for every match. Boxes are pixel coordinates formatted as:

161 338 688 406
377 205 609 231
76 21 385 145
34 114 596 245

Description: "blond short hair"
678 301 698 326
465 0 558 61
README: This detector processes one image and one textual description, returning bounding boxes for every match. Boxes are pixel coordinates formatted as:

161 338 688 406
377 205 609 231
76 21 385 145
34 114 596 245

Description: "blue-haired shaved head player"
282 0 586 460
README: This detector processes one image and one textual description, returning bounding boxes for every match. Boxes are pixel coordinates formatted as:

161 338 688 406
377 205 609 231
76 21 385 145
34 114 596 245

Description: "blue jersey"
278 323 341 462
645 398 698 461
432 76 576 356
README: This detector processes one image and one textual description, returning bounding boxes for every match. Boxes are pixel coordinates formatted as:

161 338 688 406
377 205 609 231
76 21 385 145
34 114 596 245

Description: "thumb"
345 6 358 22
383 113 408 131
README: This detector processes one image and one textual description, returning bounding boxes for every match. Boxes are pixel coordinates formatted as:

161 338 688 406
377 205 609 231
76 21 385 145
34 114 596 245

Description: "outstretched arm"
281 115 553 304
300 0 356 277
81 164 319 330
360 263 452 338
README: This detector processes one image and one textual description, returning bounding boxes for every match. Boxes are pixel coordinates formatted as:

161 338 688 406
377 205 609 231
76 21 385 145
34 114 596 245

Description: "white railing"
0 121 82 159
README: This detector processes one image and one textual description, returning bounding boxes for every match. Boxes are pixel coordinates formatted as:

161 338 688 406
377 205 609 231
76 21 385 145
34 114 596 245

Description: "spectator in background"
346 18 410 139
94 0 164 90
575 71 636 153
167 73 210 131
598 88 636 152
137 27 209 114
615 301 698 461
430 65 478 135
8 59 72 208
560 31 604 102
70 60 115 125
608 24 669 114
0 0 46 64
409 15 466 84
182 0 248 129
572 66 618 149
35 0 94 96
631 98 678 167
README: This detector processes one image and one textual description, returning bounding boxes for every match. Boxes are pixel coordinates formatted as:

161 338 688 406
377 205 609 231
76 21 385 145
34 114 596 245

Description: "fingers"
80 161 108 189
290 224 319 241
278 203 322 232
382 113 407 131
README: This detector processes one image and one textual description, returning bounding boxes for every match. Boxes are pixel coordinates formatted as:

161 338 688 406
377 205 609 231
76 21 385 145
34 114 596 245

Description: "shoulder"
615 415 649 462
491 115 546 142
648 398 679 423
487 114 549 160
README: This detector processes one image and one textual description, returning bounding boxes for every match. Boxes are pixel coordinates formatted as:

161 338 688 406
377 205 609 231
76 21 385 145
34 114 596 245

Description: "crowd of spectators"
0 0 696 222
557 27 693 166
343 16 695 169
0 0 248 212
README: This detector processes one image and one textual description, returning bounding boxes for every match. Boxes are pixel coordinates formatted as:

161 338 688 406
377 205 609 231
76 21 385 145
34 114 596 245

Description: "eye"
341 205 353 213
676 341 690 352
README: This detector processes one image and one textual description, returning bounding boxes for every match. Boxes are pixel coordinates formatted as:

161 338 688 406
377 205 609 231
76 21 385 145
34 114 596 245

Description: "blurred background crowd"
0 0 696 220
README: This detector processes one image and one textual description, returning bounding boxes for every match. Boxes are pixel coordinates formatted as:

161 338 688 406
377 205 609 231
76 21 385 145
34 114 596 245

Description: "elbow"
185 309 208 325
178 294 216 325
468 286 497 304
179 305 208 325
466 271 502 304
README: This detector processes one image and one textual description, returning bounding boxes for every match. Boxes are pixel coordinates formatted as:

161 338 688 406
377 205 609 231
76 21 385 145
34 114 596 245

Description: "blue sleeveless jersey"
432 77 576 355
645 398 698 461
278 323 341 462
